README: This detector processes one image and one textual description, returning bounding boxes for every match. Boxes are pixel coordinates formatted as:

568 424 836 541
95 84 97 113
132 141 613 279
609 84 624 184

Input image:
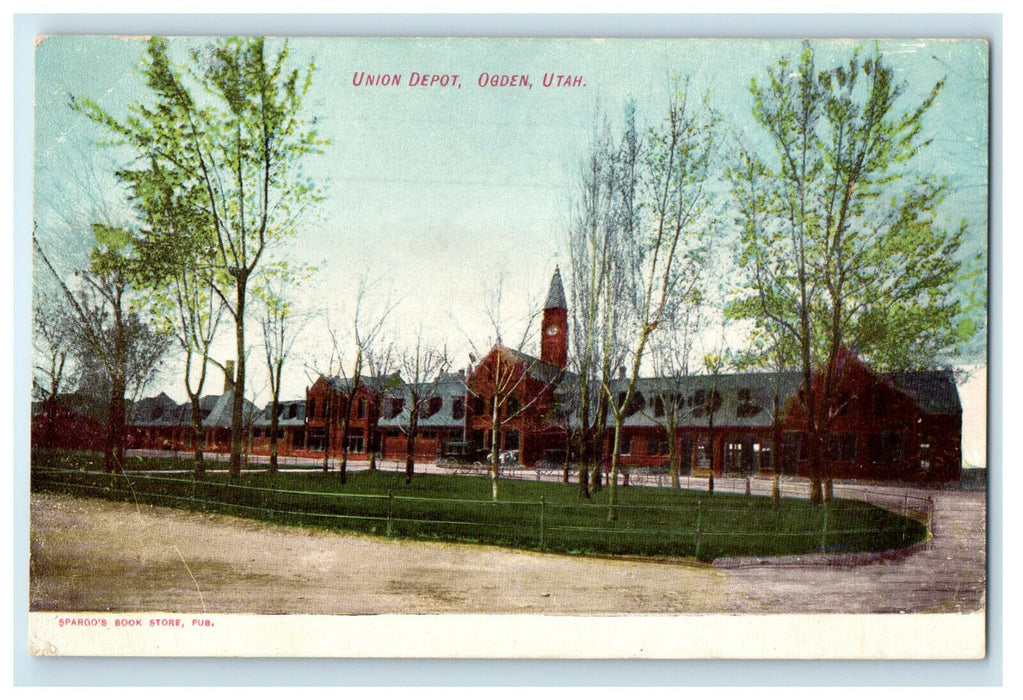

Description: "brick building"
117 268 963 483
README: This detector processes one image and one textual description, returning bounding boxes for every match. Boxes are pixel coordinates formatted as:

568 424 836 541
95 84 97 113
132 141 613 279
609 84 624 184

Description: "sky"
32 35 989 448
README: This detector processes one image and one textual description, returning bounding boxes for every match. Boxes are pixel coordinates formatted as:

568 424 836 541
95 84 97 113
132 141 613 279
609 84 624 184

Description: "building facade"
114 268 963 483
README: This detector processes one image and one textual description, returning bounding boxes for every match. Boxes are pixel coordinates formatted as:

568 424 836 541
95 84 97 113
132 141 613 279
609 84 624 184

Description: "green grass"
31 450 928 562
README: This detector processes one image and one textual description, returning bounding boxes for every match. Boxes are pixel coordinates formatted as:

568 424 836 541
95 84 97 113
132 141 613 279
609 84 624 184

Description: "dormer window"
736 388 761 418
419 396 443 419
387 397 405 419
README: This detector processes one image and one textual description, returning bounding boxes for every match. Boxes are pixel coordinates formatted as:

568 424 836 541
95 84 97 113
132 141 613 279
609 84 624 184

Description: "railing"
32 466 929 562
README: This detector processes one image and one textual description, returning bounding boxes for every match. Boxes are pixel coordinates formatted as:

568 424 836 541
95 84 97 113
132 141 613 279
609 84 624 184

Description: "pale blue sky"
33 36 989 404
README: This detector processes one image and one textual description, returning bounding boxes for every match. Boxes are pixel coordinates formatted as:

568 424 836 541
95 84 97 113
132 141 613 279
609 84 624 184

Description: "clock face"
546 325 559 336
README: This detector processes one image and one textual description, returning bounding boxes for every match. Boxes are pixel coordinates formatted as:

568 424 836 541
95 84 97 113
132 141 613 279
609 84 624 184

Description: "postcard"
27 33 989 659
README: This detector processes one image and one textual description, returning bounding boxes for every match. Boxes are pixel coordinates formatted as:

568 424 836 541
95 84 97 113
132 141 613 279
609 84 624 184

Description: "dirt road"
29 487 985 615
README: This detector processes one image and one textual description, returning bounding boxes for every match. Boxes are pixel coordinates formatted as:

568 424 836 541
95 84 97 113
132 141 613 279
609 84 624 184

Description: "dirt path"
29 488 985 615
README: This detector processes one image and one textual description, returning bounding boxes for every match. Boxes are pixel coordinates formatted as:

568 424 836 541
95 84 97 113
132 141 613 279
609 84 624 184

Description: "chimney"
223 360 236 394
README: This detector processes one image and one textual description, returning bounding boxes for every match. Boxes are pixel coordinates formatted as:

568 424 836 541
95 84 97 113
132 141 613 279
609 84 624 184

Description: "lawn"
31 450 928 562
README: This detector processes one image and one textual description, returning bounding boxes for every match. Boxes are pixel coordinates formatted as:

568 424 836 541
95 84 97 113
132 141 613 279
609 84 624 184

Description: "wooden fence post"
694 498 704 560
386 488 394 537
539 496 546 549
820 502 828 553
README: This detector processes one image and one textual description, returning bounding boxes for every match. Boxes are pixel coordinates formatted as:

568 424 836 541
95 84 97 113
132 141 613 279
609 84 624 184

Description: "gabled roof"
887 369 962 415
202 390 257 429
609 372 803 429
503 346 570 386
321 372 400 395
131 392 183 426
252 399 307 428
377 375 467 430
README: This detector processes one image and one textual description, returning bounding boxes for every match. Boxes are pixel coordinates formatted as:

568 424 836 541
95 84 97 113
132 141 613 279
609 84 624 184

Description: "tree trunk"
578 463 591 498
405 415 418 484
771 393 781 501
229 275 247 478
607 423 622 521
321 396 331 474
808 429 824 505
269 401 280 475
669 445 681 489
489 396 501 502
339 408 351 485
106 372 126 474
106 299 127 475
190 394 205 479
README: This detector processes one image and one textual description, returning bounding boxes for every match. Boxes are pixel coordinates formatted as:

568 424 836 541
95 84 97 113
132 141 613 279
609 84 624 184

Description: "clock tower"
541 266 568 368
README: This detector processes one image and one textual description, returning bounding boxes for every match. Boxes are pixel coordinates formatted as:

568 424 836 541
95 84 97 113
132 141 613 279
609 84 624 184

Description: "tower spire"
541 267 568 368
544 265 567 311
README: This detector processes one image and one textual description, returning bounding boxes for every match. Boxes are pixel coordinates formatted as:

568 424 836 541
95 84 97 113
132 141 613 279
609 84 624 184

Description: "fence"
32 465 930 563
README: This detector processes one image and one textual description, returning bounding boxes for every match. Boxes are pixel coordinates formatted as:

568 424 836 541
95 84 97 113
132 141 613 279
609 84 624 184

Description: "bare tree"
255 268 310 475
32 291 77 404
566 109 630 498
601 82 720 520
34 227 169 473
464 274 545 502
394 334 449 483
363 335 399 472
320 278 396 484
648 296 702 488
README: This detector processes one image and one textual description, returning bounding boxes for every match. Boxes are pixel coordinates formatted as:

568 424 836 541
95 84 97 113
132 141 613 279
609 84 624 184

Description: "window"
504 429 520 450
783 432 802 474
387 397 405 419
736 388 761 418
678 435 693 471
472 396 486 415
654 397 664 417
506 396 520 415
471 429 486 450
308 397 316 419
869 432 903 463
647 434 669 456
694 436 712 468
691 389 722 418
919 442 933 471
725 440 744 472
617 392 645 416
452 397 465 420
358 397 367 419
419 396 443 419
288 404 298 419
842 433 857 462
347 434 365 454
827 434 842 461
619 433 632 456
873 395 888 418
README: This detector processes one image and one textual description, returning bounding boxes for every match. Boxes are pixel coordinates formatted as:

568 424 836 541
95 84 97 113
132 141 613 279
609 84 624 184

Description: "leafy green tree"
125 161 225 477
74 36 325 477
729 43 972 503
